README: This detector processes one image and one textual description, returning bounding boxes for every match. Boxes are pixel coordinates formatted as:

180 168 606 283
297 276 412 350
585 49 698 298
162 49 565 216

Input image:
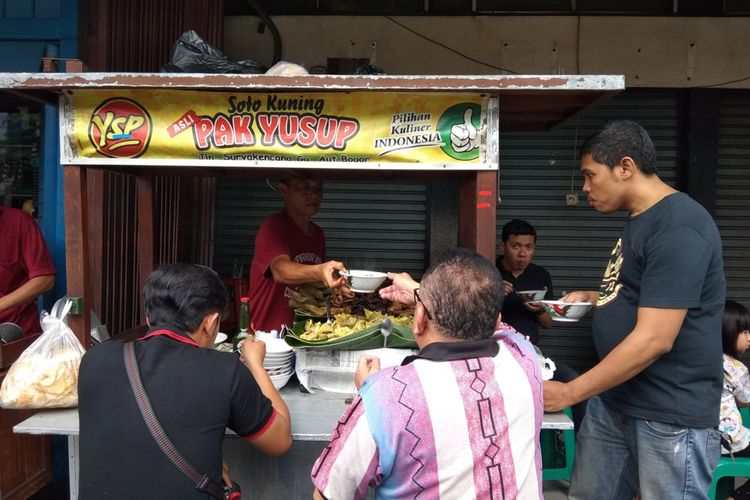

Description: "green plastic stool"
707 457 750 499
541 407 575 481
708 407 750 499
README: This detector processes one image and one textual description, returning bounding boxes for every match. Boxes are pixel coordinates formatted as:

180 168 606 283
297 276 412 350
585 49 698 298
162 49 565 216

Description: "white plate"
550 317 580 322
264 350 293 358
266 367 293 377
263 361 292 370
214 332 228 344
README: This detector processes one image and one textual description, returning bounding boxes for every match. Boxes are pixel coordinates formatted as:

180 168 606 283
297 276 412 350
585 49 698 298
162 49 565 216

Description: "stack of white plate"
262 338 294 389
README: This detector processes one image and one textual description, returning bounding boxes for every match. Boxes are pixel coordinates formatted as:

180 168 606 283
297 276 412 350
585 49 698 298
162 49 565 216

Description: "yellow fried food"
299 310 413 342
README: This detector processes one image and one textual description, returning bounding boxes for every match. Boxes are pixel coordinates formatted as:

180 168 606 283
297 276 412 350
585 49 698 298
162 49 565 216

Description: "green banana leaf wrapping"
283 321 416 350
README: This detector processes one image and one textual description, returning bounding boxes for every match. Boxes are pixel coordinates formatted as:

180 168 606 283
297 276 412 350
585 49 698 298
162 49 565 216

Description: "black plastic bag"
355 63 386 75
162 30 265 74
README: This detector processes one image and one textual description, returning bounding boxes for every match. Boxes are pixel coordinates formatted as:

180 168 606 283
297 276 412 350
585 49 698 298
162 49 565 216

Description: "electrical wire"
575 16 581 74
698 75 750 88
384 16 518 74
570 116 579 194
243 0 283 65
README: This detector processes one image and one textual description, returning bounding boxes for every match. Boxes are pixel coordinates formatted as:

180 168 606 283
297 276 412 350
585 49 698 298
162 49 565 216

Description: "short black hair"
580 120 658 175
722 300 750 358
501 219 537 243
419 248 504 341
144 263 228 333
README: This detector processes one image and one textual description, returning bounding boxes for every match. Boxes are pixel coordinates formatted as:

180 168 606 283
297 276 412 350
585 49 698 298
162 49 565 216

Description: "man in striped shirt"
311 248 543 499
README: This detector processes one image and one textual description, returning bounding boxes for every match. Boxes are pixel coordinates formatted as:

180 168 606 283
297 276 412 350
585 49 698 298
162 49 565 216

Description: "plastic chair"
541 407 575 481
708 407 750 500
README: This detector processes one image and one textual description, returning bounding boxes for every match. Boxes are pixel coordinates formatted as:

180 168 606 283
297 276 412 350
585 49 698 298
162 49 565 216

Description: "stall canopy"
0 73 624 344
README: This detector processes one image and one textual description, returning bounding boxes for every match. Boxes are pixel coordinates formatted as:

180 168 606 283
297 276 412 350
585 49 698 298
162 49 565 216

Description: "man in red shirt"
249 177 347 332
0 206 56 336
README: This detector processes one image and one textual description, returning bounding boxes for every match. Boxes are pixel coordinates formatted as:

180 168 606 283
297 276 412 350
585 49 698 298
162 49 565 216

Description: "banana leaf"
284 321 416 350
293 309 326 321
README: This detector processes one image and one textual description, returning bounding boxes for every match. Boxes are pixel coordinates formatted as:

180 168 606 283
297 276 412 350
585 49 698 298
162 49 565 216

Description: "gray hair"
419 248 504 340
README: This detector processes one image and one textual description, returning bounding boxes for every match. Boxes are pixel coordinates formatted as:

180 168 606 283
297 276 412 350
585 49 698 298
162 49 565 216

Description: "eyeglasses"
413 288 433 321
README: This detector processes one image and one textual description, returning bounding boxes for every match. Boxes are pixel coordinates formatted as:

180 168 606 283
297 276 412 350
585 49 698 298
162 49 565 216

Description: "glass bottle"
234 297 251 349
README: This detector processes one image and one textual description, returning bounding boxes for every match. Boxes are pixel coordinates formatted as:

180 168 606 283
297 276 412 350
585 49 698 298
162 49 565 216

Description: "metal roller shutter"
716 93 750 306
214 179 427 279
497 90 680 372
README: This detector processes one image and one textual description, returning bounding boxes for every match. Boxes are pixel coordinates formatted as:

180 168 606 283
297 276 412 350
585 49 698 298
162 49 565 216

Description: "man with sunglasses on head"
249 175 347 333
311 248 543 499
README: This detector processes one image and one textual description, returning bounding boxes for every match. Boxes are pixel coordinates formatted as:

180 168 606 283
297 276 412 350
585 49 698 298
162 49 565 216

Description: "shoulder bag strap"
123 341 226 499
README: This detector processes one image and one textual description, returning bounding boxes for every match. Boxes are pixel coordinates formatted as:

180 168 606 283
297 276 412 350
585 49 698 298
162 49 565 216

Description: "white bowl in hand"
341 270 388 293
538 300 592 322
517 289 547 302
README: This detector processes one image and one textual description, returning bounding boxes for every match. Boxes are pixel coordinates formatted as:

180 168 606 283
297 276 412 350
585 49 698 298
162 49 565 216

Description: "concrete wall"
224 16 750 88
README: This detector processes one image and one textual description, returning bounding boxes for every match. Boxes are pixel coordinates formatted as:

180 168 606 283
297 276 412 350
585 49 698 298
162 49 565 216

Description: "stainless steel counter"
15 383 572 499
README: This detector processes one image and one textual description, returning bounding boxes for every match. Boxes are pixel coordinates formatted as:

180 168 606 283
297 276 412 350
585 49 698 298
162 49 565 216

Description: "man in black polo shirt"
497 218 585 428
78 264 292 499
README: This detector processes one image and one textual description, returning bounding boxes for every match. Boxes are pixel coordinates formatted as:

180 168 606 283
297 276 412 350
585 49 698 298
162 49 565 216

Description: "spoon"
325 296 333 325
381 317 392 348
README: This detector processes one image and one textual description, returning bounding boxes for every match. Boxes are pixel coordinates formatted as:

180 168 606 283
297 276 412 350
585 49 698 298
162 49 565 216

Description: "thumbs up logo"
451 108 478 153
438 103 481 160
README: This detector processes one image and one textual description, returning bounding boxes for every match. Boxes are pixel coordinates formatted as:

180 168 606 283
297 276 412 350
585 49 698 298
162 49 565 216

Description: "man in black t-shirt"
79 264 292 499
496 219 553 345
497 219 585 428
543 120 725 500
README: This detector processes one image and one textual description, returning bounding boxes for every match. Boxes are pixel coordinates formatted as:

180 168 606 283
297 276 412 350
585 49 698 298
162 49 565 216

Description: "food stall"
0 72 623 345
0 72 623 498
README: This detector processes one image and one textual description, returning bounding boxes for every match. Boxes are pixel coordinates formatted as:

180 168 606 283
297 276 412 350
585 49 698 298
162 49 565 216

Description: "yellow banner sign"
67 90 489 165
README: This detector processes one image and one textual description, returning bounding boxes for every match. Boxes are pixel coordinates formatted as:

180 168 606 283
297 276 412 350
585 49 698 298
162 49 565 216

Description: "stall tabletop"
14 383 572 440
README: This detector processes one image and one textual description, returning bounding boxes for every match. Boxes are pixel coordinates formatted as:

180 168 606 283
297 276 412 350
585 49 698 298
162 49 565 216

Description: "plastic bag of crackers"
0 305 85 409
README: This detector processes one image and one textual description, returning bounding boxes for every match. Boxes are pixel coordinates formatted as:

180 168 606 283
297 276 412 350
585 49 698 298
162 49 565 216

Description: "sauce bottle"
234 297 252 350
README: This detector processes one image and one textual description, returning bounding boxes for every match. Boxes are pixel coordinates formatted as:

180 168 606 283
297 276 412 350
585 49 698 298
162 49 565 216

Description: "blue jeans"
569 396 721 500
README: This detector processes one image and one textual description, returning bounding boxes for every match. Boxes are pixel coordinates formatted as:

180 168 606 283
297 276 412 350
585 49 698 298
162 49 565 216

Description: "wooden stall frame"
0 73 624 344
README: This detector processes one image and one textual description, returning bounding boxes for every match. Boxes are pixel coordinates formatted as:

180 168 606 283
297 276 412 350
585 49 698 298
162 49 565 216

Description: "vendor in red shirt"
0 206 56 336
249 177 347 332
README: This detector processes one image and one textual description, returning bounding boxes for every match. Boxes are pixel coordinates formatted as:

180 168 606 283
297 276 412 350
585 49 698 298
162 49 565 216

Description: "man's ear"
618 156 637 180
195 311 220 338
412 305 427 337
204 311 220 333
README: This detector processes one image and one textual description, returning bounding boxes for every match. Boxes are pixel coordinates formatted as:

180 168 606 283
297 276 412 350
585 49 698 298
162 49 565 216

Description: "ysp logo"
88 98 152 158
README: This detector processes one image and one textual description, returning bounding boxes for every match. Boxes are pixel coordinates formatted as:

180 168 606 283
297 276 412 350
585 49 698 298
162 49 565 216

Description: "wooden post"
458 171 498 262
87 170 104 325
136 175 155 323
63 165 91 346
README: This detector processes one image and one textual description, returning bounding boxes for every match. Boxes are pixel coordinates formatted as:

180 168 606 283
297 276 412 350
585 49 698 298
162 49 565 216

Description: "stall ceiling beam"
0 73 623 131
